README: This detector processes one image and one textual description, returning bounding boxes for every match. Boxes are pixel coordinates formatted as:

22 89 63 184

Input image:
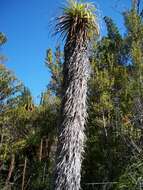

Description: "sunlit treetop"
0 32 7 45
55 0 99 42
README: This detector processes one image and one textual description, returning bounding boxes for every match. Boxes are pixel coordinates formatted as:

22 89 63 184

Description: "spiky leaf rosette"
56 0 99 43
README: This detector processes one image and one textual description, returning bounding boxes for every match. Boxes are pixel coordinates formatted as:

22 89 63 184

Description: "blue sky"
0 0 131 103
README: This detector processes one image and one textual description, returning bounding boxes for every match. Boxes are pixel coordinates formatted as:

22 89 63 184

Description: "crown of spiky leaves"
55 0 99 42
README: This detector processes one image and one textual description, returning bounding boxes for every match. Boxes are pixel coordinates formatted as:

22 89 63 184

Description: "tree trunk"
39 138 43 161
54 41 90 190
22 157 27 190
6 154 15 185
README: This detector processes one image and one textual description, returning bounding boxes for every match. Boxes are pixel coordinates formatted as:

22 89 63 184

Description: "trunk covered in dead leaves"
54 38 90 190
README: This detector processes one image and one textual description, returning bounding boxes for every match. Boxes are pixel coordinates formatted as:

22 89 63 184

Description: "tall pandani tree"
54 0 99 189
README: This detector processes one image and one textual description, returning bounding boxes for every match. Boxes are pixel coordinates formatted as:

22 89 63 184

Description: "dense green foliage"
0 1 143 189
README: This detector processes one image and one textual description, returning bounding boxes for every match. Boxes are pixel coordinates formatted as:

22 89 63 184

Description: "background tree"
0 32 7 64
45 46 63 97
0 33 7 46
